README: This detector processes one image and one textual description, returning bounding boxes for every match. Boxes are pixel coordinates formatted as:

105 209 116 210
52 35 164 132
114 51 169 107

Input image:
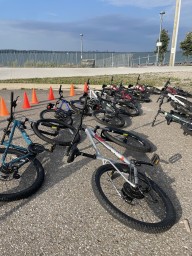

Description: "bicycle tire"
92 163 176 233
117 102 140 117
147 86 161 95
0 148 44 201
181 123 192 136
102 127 151 152
131 92 151 103
93 110 125 128
39 109 73 125
70 100 91 115
32 119 80 146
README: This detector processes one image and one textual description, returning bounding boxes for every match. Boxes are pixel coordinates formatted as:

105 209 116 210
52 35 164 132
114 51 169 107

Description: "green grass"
0 73 191 90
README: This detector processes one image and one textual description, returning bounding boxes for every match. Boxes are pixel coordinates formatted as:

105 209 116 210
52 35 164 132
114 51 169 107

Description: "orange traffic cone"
22 92 31 109
0 97 9 117
70 84 75 96
48 86 55 100
31 88 39 104
84 82 89 93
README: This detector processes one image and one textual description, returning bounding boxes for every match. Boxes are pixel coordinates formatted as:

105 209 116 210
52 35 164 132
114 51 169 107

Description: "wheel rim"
97 165 171 227
0 150 40 197
96 111 123 127
36 120 76 145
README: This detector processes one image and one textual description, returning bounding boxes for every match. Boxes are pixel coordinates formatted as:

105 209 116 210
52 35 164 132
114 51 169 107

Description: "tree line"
155 30 192 64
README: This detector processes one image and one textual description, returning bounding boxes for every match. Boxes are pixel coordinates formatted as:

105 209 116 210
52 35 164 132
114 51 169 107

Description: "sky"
0 0 191 52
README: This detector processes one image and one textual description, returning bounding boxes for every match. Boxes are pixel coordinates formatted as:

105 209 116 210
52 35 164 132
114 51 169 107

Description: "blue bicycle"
0 92 45 201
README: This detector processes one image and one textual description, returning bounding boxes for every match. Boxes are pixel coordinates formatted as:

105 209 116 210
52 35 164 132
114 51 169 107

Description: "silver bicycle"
66 96 176 233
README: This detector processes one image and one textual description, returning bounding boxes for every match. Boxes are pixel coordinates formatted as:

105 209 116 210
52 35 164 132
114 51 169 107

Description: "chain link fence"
0 50 191 67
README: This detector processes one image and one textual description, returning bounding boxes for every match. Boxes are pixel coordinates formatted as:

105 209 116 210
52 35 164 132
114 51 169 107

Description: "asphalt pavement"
0 88 192 256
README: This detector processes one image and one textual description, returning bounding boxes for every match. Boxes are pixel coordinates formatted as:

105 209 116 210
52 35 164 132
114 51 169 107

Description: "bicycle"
66 96 176 233
100 85 140 117
166 94 192 116
72 85 126 128
0 92 45 201
40 84 76 125
152 93 192 135
161 78 192 97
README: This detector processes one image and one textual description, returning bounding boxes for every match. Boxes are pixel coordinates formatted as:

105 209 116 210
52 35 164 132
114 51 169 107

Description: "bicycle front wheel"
0 148 44 201
39 109 73 125
32 119 80 146
92 163 176 233
93 110 125 128
102 127 151 152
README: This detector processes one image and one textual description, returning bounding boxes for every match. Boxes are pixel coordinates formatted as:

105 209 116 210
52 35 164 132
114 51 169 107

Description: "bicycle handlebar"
136 74 140 84
58 84 63 99
163 78 171 89
9 92 19 120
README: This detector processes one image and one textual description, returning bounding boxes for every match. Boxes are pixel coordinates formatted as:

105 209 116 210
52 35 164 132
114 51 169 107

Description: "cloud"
0 0 191 51
0 14 161 51
101 0 174 8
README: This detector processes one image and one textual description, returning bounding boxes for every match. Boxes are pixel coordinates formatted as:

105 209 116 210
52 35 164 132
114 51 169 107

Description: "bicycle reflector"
151 153 160 165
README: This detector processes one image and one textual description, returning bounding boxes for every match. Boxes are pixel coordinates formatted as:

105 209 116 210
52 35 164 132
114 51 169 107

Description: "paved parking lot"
0 88 192 256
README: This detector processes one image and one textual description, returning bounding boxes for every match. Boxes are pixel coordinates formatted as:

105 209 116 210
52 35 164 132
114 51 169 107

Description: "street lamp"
80 33 83 60
156 11 165 65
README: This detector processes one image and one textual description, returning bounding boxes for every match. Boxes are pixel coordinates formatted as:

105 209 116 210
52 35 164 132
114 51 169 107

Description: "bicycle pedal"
28 143 45 154
151 153 160 165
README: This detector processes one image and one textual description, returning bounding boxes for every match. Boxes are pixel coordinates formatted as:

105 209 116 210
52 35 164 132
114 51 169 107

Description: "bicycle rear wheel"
102 127 151 152
40 109 73 125
93 110 125 128
92 163 176 233
0 148 44 201
32 119 80 146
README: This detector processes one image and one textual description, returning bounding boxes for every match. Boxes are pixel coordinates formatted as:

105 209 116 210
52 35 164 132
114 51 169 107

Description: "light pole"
80 33 83 60
156 11 165 65
169 0 181 66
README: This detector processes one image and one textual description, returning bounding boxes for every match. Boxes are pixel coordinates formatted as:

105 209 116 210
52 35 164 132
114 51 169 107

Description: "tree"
180 32 192 61
155 29 170 64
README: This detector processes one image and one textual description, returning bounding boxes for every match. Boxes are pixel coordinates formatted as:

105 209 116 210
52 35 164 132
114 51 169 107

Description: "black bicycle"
71 86 126 128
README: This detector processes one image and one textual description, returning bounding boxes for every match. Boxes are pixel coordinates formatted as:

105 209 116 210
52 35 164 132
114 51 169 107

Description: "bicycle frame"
160 110 192 126
67 94 159 191
167 93 188 107
55 98 72 112
47 84 73 114
78 126 140 188
152 93 192 127
84 87 118 114
1 118 35 169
